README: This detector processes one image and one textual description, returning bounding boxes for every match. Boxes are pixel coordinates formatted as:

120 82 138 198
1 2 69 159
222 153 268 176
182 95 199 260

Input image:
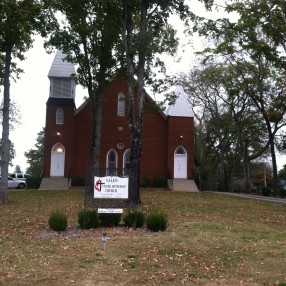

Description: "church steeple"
48 50 76 100
166 86 194 118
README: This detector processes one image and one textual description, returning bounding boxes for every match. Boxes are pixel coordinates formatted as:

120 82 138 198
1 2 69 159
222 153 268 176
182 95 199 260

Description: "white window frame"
117 92 126 117
56 108 64 124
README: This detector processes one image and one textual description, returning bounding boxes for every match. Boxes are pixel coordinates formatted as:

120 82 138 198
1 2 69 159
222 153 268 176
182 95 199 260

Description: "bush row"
259 186 286 198
48 209 168 232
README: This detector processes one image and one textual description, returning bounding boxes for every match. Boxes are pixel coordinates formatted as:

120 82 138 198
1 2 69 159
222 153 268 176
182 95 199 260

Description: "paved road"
210 191 286 204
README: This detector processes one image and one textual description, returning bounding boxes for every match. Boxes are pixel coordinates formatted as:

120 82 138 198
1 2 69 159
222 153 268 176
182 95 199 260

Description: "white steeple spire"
166 86 194 117
48 50 75 78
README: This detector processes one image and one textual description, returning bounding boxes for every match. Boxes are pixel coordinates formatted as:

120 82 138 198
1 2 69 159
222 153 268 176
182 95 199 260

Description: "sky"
3 0 286 173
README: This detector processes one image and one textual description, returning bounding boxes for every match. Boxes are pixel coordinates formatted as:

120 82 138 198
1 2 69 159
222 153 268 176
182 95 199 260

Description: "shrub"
279 188 286 199
78 210 99 229
48 211 67 231
153 176 166 188
123 210 145 228
75 176 85 186
26 175 41 189
140 175 151 188
260 186 272 197
146 212 168 232
99 213 122 227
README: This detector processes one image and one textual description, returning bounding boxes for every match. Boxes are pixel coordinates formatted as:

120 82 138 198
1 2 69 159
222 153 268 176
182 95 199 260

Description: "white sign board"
94 176 129 199
98 208 123 214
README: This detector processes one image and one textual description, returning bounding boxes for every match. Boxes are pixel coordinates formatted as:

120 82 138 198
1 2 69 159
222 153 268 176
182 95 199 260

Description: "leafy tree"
46 0 122 172
47 0 213 204
122 0 213 204
24 128 45 176
192 0 286 195
278 164 286 180
0 0 55 202
14 165 22 174
0 139 15 167
181 62 271 193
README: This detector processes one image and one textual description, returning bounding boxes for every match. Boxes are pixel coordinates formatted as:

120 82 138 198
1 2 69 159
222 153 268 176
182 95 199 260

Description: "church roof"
166 86 194 117
48 50 75 78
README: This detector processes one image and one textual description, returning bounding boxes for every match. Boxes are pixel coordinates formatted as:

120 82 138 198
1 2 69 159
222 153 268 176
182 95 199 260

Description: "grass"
0 189 286 285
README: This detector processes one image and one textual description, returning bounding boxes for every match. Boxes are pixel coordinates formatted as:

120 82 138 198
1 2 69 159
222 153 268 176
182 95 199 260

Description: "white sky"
3 0 286 173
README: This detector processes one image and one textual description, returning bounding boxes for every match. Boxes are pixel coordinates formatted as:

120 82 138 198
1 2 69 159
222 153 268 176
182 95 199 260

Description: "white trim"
174 146 187 179
50 143 65 177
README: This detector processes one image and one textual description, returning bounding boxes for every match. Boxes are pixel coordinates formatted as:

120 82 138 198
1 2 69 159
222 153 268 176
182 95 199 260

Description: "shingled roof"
166 86 194 117
48 50 75 78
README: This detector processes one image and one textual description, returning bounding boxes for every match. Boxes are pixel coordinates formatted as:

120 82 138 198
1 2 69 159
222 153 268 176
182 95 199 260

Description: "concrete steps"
39 177 70 190
168 179 199 192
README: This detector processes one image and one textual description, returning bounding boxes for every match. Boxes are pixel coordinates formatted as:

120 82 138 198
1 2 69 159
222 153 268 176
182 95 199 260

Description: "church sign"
94 176 129 199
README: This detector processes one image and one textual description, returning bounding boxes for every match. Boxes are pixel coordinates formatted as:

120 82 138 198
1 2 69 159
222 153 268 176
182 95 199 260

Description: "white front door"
50 143 65 177
174 146 187 179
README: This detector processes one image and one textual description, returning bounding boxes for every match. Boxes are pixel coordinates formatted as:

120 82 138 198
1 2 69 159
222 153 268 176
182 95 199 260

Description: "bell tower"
166 86 194 180
43 50 76 179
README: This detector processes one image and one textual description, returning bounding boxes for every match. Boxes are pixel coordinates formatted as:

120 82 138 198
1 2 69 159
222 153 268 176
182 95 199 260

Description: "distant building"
41 51 197 191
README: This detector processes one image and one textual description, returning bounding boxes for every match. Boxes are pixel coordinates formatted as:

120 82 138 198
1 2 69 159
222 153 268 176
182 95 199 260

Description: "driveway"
209 191 286 204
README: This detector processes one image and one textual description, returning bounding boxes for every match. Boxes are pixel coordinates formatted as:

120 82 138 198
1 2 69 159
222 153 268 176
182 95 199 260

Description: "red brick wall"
71 78 169 182
44 78 194 185
167 116 194 179
72 102 93 181
43 103 75 177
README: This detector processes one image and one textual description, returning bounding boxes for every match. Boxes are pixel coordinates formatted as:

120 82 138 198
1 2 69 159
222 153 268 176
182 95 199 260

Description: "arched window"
56 108 64 124
117 92 126 117
106 149 117 175
123 149 131 176
175 146 186 155
52 143 65 153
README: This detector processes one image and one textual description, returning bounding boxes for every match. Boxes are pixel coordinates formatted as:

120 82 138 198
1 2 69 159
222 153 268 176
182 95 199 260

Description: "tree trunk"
91 93 103 171
1 43 12 203
243 142 251 193
269 133 278 196
123 0 140 205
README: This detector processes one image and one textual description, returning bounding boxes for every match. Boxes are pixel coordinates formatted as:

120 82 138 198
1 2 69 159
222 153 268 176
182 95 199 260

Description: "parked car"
10 173 29 181
0 177 26 189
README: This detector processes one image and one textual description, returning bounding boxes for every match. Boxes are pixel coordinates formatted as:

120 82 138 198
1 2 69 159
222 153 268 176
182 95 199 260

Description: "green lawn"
0 189 286 285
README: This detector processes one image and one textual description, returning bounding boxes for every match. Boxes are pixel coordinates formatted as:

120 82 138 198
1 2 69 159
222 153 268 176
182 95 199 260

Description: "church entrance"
174 146 187 179
50 143 65 177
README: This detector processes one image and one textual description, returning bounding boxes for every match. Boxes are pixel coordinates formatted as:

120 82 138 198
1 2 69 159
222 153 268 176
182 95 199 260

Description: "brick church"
41 50 197 191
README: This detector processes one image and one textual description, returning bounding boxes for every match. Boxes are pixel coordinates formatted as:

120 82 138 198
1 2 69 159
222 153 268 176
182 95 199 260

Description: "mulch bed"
39 225 164 239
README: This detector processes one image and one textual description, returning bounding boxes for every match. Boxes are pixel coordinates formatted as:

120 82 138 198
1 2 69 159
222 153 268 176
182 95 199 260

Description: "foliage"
46 0 122 173
14 165 22 173
140 175 151 188
26 175 41 189
98 213 122 227
146 212 168 232
74 177 85 187
25 128 45 177
260 186 272 197
48 210 68 231
123 210 145 229
278 164 286 180
78 210 99 229
153 176 166 188
0 139 16 167
0 0 55 203
189 0 286 195
278 189 286 199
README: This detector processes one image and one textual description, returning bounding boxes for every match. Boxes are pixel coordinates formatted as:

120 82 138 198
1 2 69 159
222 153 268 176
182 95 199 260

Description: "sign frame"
94 176 129 199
